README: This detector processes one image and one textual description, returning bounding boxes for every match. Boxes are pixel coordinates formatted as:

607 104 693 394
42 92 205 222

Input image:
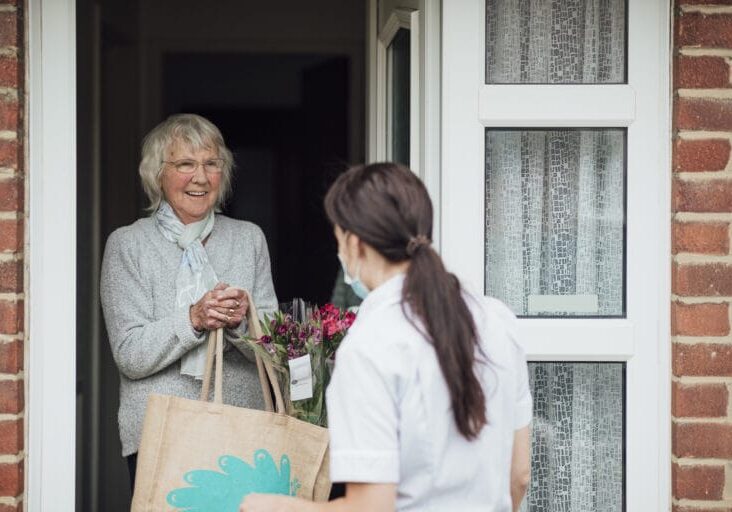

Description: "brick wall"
672 2 732 511
0 0 23 511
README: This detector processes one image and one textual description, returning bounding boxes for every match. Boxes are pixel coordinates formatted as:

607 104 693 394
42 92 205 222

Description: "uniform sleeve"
513 342 533 429
325 338 400 483
100 230 206 380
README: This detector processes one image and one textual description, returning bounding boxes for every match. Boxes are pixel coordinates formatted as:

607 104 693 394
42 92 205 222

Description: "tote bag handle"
199 292 286 414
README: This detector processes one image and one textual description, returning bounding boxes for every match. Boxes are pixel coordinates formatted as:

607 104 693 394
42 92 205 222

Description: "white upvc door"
442 0 670 510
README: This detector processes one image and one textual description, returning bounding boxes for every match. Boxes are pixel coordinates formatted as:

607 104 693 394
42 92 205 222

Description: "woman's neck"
364 258 410 291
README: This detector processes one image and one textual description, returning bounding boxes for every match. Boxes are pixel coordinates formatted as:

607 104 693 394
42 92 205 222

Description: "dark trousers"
126 453 137 494
126 452 345 500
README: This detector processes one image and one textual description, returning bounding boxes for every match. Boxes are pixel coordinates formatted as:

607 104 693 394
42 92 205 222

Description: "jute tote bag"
131 293 331 511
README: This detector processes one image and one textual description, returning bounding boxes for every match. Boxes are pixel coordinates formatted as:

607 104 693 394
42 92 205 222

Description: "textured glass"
485 129 624 317
485 0 626 84
389 28 411 166
521 363 624 511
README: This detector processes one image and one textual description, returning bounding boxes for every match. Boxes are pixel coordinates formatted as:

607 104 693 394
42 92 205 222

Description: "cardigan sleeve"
225 223 278 361
100 229 206 380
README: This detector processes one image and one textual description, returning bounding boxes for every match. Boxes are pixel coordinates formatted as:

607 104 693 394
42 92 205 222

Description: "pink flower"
343 311 356 327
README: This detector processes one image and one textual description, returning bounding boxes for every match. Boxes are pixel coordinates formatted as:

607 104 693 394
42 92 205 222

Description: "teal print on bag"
166 449 300 511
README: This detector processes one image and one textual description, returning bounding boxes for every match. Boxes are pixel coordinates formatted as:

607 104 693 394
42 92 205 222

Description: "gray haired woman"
100 113 278 490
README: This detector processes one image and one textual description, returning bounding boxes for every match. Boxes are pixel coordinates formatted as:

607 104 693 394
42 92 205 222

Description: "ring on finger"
229 308 235 315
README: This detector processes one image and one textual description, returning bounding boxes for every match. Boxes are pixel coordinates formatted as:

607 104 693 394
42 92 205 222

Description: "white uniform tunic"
326 274 532 512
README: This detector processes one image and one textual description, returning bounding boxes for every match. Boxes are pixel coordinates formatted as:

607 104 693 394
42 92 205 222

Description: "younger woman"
241 163 532 512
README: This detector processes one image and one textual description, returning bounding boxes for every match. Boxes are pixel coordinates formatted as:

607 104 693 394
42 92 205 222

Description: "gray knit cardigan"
100 215 278 456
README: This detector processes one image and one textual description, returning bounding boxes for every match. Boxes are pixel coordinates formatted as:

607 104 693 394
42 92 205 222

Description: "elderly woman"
100 113 278 490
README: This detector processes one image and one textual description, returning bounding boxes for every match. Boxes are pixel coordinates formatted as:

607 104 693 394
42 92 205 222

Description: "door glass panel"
387 28 410 165
485 0 626 84
522 362 624 511
485 129 625 317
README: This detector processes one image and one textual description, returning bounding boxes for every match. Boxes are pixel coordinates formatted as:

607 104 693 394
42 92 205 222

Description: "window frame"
375 7 421 171
367 0 442 246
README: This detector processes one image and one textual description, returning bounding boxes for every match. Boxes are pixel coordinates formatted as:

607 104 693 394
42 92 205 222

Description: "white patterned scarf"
155 201 218 379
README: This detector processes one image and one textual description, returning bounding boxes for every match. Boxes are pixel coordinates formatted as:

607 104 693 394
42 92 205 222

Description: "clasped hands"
189 283 249 331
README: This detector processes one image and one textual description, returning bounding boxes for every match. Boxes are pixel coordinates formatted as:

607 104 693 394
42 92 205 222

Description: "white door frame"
367 0 442 247
26 0 77 510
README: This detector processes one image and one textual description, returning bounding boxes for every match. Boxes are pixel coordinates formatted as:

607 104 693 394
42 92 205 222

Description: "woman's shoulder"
214 215 266 240
105 217 155 250
471 294 527 362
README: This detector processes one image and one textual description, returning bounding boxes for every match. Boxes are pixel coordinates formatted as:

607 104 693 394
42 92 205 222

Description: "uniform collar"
357 272 406 316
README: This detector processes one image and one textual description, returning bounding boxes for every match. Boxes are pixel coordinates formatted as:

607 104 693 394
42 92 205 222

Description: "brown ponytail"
324 163 487 440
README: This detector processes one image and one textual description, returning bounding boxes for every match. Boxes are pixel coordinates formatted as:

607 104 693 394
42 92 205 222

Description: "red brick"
0 219 21 252
0 341 22 374
672 302 730 335
673 507 732 512
674 179 732 212
0 13 18 48
673 262 732 296
0 300 21 334
676 12 732 47
674 139 731 173
0 261 20 293
0 462 22 496
672 463 725 500
672 382 729 417
0 56 17 89
675 56 730 89
0 381 21 414
673 222 729 254
673 343 732 376
0 141 19 170
674 422 732 458
0 420 22 454
0 179 22 211
0 97 17 133
676 97 732 131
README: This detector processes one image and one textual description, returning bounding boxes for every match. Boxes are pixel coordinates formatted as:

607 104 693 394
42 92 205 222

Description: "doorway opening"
75 2 366 510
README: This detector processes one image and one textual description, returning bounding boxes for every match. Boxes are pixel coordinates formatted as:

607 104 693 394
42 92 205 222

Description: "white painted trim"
27 0 77 509
418 0 442 251
375 8 415 162
479 84 637 127
379 9 414 46
409 11 420 173
520 319 634 361
366 0 378 163
369 1 441 246
650 3 672 510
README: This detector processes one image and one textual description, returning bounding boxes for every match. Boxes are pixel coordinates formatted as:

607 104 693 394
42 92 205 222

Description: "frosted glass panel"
484 129 625 317
521 363 624 512
485 0 626 84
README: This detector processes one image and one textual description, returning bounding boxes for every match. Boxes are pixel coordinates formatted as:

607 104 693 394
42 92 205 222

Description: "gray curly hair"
139 113 234 212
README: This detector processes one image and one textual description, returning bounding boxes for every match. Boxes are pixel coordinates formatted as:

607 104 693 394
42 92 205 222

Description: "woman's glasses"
162 158 225 174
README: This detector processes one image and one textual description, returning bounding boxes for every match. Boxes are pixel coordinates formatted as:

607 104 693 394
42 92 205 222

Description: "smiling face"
161 140 222 224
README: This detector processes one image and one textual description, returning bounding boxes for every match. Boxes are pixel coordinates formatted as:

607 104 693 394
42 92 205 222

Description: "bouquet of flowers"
246 301 356 426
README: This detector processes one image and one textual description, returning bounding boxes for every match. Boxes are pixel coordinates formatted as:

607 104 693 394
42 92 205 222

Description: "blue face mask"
338 253 369 299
